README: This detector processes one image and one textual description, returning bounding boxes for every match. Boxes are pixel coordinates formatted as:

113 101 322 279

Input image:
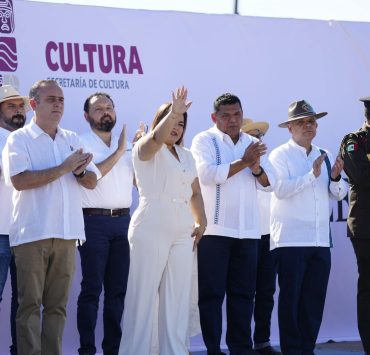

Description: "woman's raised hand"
171 86 192 115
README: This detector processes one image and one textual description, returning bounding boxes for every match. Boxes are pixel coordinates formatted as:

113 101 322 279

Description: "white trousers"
119 200 194 355
150 254 200 355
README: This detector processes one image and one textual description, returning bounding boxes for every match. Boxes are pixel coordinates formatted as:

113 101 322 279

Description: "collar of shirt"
82 130 133 153
90 129 118 150
210 124 249 145
28 117 66 140
288 138 316 157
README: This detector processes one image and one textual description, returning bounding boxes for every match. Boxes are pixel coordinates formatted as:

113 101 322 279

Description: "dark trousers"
198 235 258 355
277 247 331 355
10 256 18 355
0 234 18 355
77 214 130 355
253 234 278 347
351 238 370 354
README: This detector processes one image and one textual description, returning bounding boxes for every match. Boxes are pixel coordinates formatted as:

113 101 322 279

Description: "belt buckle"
110 209 118 217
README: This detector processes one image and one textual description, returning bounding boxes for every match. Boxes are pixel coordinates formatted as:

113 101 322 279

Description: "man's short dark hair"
213 93 243 112
83 92 115 114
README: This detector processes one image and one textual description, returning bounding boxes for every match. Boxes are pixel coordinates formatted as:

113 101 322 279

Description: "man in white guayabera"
2 79 100 355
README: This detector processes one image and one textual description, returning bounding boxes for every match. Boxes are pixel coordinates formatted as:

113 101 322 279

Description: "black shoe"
254 346 282 355
246 350 261 355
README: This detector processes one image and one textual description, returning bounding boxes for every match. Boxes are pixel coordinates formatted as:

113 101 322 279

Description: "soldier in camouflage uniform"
340 96 370 355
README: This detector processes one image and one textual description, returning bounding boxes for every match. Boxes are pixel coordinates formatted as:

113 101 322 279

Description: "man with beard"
0 85 29 355
77 92 134 355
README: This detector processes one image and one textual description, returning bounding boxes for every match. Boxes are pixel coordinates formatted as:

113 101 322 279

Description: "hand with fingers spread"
312 153 326 177
132 121 148 144
241 141 267 168
171 86 192 116
331 155 344 180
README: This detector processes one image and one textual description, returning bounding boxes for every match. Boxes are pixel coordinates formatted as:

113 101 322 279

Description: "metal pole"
234 0 239 14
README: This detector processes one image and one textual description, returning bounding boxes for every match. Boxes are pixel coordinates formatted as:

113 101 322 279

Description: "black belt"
83 208 130 217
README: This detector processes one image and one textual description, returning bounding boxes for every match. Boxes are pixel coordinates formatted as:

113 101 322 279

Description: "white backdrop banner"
1 0 369 353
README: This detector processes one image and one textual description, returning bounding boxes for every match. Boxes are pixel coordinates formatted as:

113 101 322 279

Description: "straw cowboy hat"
241 118 269 135
0 85 31 112
278 100 327 128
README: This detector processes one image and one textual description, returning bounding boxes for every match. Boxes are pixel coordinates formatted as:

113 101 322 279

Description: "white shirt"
2 119 101 247
191 125 276 239
269 139 348 250
0 128 13 235
80 131 133 209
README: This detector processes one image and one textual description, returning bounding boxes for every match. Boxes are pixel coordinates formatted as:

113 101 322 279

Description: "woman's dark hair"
151 103 187 145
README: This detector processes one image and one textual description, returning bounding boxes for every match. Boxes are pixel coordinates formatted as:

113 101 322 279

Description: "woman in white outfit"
119 87 207 355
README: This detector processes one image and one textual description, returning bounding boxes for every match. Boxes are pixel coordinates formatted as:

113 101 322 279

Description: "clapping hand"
62 148 93 176
331 155 344 180
242 141 267 167
312 153 326 177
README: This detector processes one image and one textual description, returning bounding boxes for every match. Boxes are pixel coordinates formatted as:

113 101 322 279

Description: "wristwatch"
73 169 86 178
252 166 264 178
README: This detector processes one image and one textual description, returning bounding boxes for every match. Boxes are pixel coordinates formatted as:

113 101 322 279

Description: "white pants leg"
119 224 168 355
150 295 160 355
119 201 193 355
158 234 193 355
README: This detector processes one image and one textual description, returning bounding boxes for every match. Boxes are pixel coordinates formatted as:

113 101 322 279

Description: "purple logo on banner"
45 42 143 74
0 0 15 34
0 37 17 71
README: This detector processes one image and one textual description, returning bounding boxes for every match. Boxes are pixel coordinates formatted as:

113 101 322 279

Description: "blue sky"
26 0 370 22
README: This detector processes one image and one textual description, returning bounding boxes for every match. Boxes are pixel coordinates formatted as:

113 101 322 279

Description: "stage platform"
191 341 365 355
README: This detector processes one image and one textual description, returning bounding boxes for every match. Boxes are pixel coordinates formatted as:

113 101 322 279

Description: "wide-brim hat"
0 85 31 112
360 96 370 109
241 118 269 135
278 99 327 128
